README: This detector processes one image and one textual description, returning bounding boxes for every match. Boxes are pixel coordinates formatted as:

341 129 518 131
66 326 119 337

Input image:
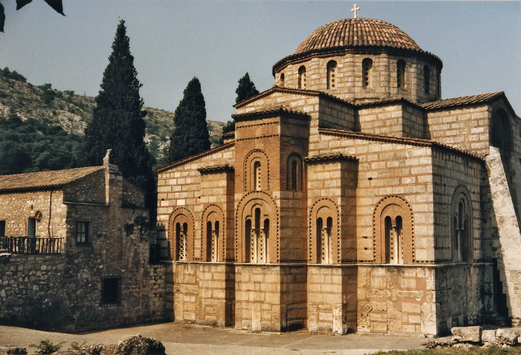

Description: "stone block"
451 326 481 343
481 329 496 343
496 328 519 346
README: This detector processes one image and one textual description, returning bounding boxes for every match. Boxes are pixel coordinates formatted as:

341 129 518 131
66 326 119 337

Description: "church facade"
157 17 521 336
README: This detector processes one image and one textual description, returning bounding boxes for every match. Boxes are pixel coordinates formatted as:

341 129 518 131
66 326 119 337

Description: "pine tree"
168 77 210 163
235 72 259 104
79 20 155 209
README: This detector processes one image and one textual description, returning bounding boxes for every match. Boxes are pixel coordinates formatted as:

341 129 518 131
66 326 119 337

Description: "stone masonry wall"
235 264 306 332
357 266 436 336
307 265 357 334
0 190 67 238
173 262 234 327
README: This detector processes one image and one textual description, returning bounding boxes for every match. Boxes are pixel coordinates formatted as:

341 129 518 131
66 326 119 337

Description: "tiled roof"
157 141 235 173
232 106 310 121
421 92 505 110
0 166 104 192
294 18 421 55
304 153 357 163
319 128 485 161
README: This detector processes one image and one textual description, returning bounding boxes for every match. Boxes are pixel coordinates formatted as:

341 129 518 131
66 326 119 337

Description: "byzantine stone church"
157 14 521 336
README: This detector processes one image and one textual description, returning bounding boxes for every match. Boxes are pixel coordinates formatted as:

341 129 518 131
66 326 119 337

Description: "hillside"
0 68 225 169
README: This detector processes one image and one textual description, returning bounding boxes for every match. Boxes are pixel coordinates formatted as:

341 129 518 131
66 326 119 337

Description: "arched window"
424 65 430 96
374 196 414 264
280 73 285 87
176 222 188 261
245 150 269 192
397 60 406 89
287 154 302 191
327 61 337 89
451 186 472 263
362 58 373 88
298 66 307 89
310 200 338 264
490 109 512 152
206 221 219 262
254 161 262 191
169 208 194 261
248 207 269 263
385 216 403 264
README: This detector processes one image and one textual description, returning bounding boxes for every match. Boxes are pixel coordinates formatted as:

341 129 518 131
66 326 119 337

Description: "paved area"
0 322 440 355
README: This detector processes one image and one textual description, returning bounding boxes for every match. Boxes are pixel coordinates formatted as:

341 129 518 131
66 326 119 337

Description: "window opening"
424 65 430 96
76 222 89 244
280 73 285 87
249 208 268 263
254 161 262 191
101 277 121 305
298 66 307 89
176 222 188 261
397 60 406 89
327 61 337 89
0 221 5 237
362 58 373 88
291 160 298 191
385 215 403 264
316 217 323 263
27 218 36 237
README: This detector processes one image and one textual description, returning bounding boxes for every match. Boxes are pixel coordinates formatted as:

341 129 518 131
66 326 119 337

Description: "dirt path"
0 322 436 355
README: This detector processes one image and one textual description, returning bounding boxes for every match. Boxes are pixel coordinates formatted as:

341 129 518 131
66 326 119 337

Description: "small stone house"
157 17 521 336
0 153 167 332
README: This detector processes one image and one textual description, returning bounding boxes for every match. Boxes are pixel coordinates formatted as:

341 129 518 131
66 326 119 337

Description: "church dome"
293 18 422 55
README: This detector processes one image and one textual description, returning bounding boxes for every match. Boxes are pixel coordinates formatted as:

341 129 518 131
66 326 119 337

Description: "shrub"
30 339 65 355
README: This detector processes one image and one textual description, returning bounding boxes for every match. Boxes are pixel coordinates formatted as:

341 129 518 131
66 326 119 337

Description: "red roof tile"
0 166 103 192
422 92 504 110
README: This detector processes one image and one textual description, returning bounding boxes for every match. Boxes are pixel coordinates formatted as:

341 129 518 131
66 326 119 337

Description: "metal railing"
0 236 64 254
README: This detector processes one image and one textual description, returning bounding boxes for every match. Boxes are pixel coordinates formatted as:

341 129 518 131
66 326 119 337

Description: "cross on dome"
351 4 360 18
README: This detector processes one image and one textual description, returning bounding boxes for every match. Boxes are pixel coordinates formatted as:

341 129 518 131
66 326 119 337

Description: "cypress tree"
80 20 155 210
168 77 210 163
235 72 259 104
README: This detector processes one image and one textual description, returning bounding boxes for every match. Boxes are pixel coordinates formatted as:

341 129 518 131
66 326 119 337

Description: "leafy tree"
168 77 210 163
235 72 259 104
1 0 65 33
78 19 155 210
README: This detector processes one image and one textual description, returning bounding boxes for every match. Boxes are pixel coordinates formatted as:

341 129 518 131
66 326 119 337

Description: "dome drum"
273 18 443 104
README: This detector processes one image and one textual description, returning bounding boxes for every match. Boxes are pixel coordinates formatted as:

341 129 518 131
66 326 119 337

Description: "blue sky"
2 1 520 122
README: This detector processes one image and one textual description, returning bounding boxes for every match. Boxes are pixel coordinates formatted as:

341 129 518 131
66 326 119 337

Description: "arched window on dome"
298 66 307 89
280 73 285 88
397 60 406 90
362 58 373 88
424 65 430 96
327 61 337 89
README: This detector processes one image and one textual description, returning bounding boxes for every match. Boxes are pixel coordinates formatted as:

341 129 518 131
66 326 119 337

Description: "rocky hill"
0 68 225 167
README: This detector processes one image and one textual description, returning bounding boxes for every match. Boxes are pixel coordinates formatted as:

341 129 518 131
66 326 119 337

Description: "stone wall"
172 262 234 327
307 265 357 334
0 246 167 332
357 266 436 335
235 264 306 332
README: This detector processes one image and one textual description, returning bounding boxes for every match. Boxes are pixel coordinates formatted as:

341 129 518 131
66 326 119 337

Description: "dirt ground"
0 322 442 355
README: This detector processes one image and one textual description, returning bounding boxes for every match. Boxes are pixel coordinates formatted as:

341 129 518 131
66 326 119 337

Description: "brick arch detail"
373 196 415 264
201 204 225 262
309 198 340 263
244 149 270 191
168 207 195 261
235 191 280 263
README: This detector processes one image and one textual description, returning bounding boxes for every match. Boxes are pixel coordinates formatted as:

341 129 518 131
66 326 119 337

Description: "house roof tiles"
0 166 104 192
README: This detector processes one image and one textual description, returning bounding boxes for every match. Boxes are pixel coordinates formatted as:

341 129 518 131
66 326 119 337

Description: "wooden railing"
0 236 64 254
